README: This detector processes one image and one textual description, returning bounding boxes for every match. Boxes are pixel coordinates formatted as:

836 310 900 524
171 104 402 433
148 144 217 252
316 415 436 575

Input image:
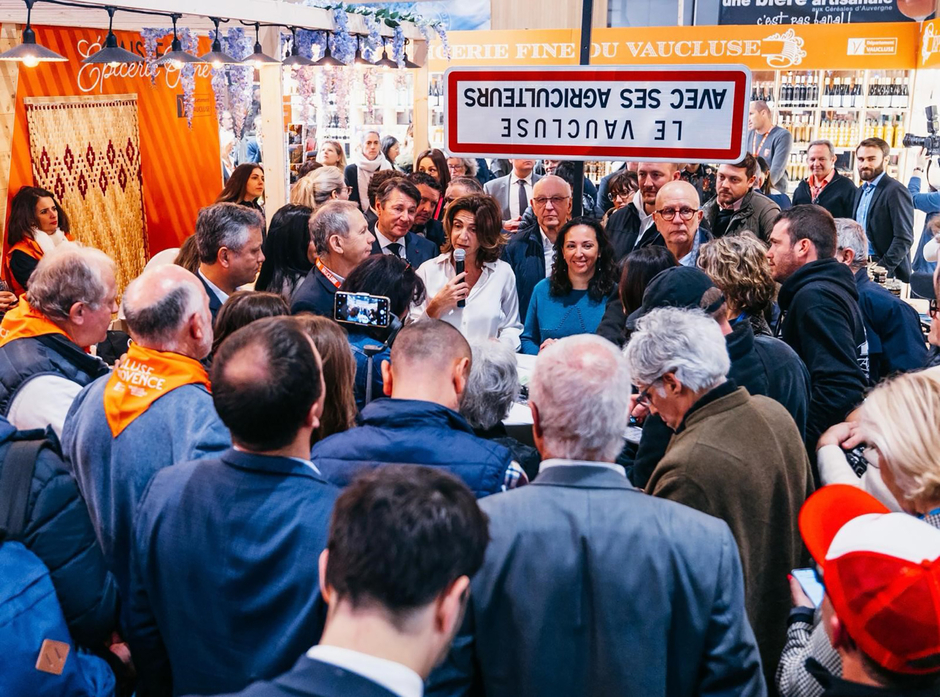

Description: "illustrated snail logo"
761 29 807 69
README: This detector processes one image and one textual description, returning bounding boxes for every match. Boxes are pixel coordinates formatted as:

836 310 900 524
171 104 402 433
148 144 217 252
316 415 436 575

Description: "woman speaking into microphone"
411 194 522 350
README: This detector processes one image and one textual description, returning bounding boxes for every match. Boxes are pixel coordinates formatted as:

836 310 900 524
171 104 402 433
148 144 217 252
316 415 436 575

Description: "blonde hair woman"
696 232 777 336
289 166 349 212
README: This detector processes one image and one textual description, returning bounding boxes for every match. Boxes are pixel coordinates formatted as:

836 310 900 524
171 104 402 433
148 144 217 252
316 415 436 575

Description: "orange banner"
429 23 919 72
920 18 940 67
8 25 222 256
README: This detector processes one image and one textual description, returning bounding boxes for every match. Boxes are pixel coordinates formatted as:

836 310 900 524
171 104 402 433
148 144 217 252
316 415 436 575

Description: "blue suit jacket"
369 230 438 269
127 449 340 697
197 270 225 323
291 265 338 318
204 655 399 697
427 464 765 697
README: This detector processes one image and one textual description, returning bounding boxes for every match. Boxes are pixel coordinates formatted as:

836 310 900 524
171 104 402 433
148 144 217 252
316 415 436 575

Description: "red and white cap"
800 485 940 675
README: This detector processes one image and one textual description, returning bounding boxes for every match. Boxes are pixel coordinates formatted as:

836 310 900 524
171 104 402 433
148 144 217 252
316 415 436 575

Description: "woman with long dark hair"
216 163 266 235
381 136 400 170
520 217 618 354
254 204 315 300
415 148 451 221
3 186 72 296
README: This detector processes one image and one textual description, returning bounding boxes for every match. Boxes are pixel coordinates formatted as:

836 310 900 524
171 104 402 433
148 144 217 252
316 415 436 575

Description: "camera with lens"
903 105 940 156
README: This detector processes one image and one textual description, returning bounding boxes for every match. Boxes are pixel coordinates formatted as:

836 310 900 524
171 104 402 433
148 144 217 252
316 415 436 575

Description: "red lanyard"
752 131 770 156
316 258 342 289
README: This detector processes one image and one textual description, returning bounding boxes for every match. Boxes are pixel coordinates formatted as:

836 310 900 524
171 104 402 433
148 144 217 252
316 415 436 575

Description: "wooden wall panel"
491 0 608 31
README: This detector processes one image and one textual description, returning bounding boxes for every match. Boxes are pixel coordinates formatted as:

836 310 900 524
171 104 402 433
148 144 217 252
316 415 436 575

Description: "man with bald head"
127 317 339 696
63 263 230 602
653 180 712 267
312 319 525 498
503 174 573 318
605 161 683 260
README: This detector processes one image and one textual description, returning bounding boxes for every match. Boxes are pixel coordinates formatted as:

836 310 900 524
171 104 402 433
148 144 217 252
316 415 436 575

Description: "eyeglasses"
447 164 465 172
607 190 630 202
655 207 698 221
335 185 351 196
931 297 938 318
636 381 659 408
533 196 570 208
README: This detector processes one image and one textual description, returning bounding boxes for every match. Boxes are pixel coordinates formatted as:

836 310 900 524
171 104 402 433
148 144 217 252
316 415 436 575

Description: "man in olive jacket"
626 306 813 693
702 153 780 242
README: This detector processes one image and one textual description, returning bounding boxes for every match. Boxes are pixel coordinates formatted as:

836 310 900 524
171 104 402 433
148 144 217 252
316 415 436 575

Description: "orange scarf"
0 299 70 347
104 343 211 437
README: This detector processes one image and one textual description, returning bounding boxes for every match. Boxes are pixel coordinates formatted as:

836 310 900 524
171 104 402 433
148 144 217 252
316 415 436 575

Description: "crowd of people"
1 114 940 697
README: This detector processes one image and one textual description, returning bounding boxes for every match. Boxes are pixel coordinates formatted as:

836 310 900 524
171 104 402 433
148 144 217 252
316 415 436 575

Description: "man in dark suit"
427 334 765 697
483 159 542 229
853 137 914 281
408 171 446 249
214 466 489 697
369 178 437 268
502 175 572 318
127 317 340 697
792 139 857 218
291 201 374 317
195 202 266 322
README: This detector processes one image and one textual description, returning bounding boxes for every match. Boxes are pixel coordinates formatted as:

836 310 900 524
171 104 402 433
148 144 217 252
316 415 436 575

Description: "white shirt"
375 229 405 257
306 645 423 697
539 458 627 477
632 190 656 248
8 375 82 438
539 228 555 278
509 173 534 219
411 254 523 351
198 270 229 305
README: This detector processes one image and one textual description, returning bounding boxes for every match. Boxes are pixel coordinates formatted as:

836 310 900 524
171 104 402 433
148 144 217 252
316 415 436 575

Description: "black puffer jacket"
4 419 118 648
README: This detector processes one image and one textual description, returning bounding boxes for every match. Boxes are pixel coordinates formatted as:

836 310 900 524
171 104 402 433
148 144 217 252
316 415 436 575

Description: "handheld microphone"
454 248 466 308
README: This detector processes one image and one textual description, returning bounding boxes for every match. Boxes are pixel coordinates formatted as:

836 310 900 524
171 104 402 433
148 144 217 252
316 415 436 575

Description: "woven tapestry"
24 94 148 293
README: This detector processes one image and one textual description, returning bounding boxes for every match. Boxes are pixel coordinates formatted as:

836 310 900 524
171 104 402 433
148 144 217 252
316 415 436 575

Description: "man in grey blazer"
483 158 541 230
427 334 765 697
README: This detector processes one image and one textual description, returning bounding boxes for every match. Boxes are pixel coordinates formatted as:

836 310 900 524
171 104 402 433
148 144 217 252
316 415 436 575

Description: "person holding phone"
412 194 523 351
777 369 940 697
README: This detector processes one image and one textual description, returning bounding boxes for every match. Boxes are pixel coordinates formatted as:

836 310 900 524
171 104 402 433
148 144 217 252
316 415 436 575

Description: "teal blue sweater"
520 279 607 354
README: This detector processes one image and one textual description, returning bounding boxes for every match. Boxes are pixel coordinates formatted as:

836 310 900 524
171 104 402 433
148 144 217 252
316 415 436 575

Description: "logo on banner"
761 29 806 68
847 38 898 56
924 23 940 65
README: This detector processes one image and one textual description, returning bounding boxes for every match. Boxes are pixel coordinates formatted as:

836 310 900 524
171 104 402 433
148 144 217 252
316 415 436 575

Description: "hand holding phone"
791 568 824 608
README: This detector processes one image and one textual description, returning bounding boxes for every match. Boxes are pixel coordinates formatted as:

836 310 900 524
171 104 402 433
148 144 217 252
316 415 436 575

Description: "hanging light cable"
403 39 421 69
241 22 280 66
0 0 68 67
375 41 397 70
281 27 314 67
199 18 238 67
353 35 370 66
314 32 343 67
154 13 204 67
83 6 144 65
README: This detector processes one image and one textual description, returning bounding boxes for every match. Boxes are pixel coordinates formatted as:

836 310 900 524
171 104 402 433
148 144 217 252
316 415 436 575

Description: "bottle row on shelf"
781 113 907 150
749 73 912 111
777 74 819 108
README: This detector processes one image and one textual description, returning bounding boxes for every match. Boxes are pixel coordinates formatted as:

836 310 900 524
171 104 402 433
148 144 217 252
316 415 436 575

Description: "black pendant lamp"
403 39 421 69
241 22 280 66
155 14 204 67
375 42 397 69
83 6 144 65
0 0 68 67
314 32 343 67
282 27 314 67
199 17 238 68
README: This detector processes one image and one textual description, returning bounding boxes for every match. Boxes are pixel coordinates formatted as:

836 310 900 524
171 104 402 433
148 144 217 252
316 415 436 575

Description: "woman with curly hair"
521 217 618 354
411 193 522 349
696 232 778 336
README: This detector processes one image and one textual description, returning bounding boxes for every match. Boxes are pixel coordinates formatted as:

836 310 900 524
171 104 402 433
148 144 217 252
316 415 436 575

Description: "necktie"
517 179 528 218
387 242 403 259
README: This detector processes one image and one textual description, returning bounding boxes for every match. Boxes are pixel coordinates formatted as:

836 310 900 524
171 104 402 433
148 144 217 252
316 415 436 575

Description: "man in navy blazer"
853 137 914 281
127 317 340 696
209 465 489 697
427 335 765 697
196 203 266 322
368 178 437 268
291 201 375 317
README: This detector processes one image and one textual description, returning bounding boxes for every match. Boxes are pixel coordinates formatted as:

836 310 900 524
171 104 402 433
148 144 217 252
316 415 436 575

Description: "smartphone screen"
792 568 825 608
334 292 391 328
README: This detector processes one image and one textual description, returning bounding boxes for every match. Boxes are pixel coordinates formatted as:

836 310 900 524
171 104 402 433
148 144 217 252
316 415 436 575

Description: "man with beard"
409 171 446 249
702 153 780 242
604 161 682 260
852 137 914 281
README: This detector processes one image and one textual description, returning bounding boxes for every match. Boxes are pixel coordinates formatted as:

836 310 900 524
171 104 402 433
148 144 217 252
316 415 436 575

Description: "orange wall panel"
8 25 222 256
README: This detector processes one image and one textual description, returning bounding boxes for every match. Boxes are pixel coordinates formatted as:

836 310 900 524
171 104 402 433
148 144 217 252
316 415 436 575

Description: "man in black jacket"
701 153 780 242
767 205 869 454
852 137 914 281
604 161 681 260
792 140 857 218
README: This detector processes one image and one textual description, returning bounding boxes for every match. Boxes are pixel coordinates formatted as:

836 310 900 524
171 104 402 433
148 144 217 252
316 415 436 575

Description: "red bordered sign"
445 65 751 163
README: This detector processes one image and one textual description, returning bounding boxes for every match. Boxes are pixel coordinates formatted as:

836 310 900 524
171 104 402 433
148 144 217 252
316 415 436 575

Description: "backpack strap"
0 438 45 540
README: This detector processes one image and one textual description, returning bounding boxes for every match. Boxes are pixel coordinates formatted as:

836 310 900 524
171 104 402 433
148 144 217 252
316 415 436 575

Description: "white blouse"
411 253 523 351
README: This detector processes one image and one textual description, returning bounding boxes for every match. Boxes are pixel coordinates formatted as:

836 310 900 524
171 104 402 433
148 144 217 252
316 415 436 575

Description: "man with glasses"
605 162 682 260
502 175 572 318
625 306 813 691
653 181 712 267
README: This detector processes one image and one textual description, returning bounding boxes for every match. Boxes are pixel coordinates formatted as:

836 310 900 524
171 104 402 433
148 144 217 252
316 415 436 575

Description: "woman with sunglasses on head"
411 194 522 350
520 218 618 354
289 166 350 212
